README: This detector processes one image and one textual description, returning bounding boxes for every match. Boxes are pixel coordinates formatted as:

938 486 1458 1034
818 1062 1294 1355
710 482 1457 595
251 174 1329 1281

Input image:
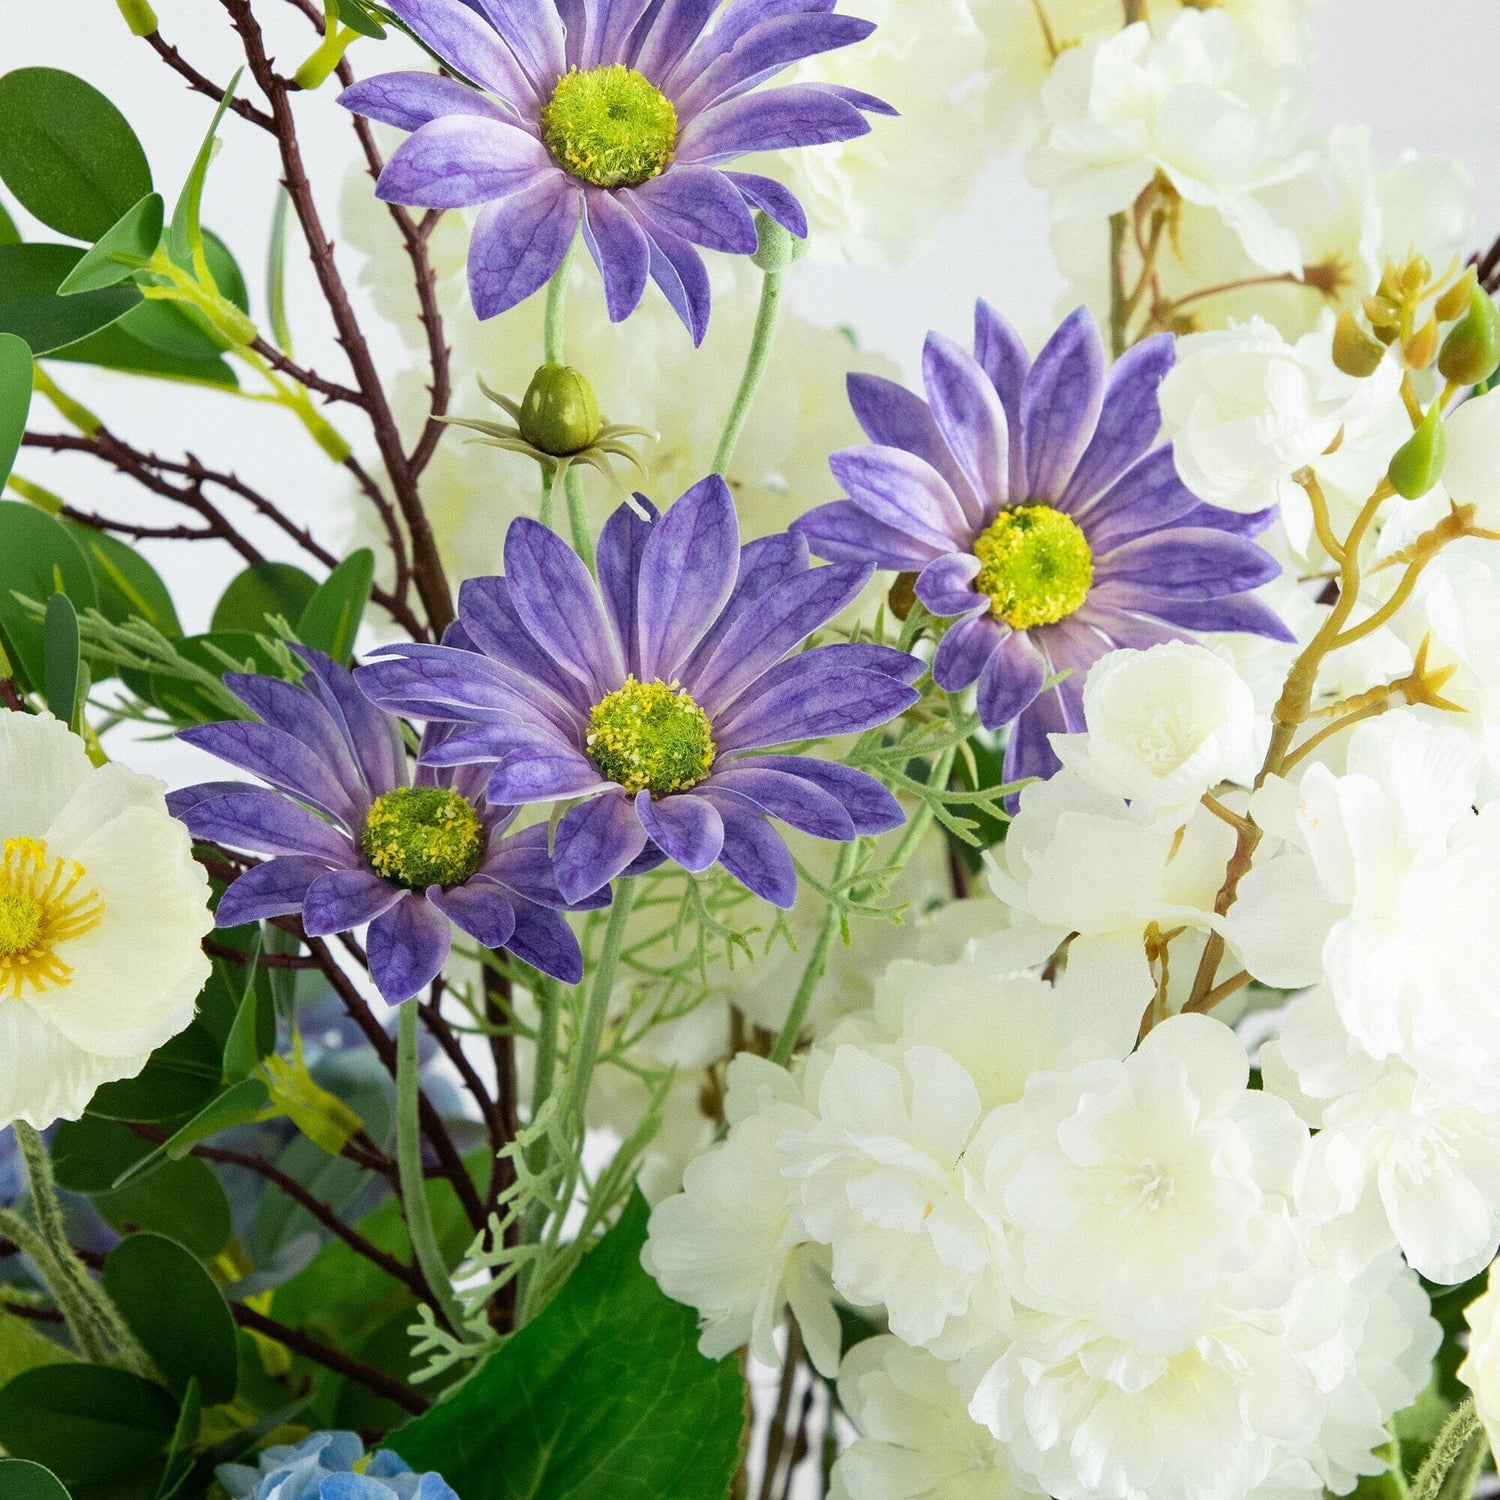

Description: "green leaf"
104 1236 238 1407
0 1312 74 1387
203 229 250 316
0 1365 177 1495
0 243 140 356
297 549 374 664
169 74 241 279
42 592 80 728
0 500 97 691
48 321 238 389
89 1020 224 1125
266 190 293 354
0 330 32 492
130 630 281 727
93 1157 234 1264
212 562 318 635
0 1459 74 1500
156 1378 200 1500
0 69 152 242
51 1113 155 1193
0 199 17 245
385 1194 747 1500
333 0 389 38
62 522 182 637
112 1075 273 1189
57 193 163 295
222 935 272 1083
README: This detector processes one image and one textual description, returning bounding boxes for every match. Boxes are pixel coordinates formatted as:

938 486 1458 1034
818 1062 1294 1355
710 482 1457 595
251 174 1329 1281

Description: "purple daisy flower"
791 302 1295 788
166 647 599 1003
355 477 921 908
337 0 891 343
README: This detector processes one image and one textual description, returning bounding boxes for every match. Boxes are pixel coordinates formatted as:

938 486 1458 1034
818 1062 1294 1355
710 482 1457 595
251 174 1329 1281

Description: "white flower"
1440 386 1500 533
641 1054 842 1375
1051 643 1258 819
1159 315 1399 515
1028 11 1314 276
0 712 212 1129
1460 1260 1500 1457
831 1336 1042 1500
1152 0 1323 69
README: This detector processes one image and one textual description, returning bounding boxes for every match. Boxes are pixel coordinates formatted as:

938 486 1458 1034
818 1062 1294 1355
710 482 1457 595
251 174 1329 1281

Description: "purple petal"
468 175 579 320
629 209 712 344
216 856 333 927
1059 334 1174 512
481 824 584 907
179 788 353 863
429 879 518 949
975 627 1048 729
1002 691 1066 794
675 13 875 114
699 793 797 907
1075 601 1188 651
507 899 585 983
367 892 453 1003
381 0 537 101
470 0 566 92
595 498 658 678
915 552 983 617
689 561 873 716
223 673 364 795
295 647 408 798
167 779 252 818
1096 587 1296 642
637 476 739 681
1182 501 1279 538
1021 307 1105 502
829 447 972 551
554 790 648 902
457 577 592 714
1072 447 1197 543
358 645 581 734
487 743 609 803
816 643 925 685
631 166 757 253
635 789 725 871
683 529 810 677
722 172 807 238
846 372 976 509
588 0 657 66
677 84 870 164
583 188 651 322
974 299 1030 499
632 0 718 80
704 766 854 841
716 664 918 752
338 71 515 131
816 84 895 117
932 610 1003 692
377 116 553 209
1094 529 1282 598
504 518 628 697
743 755 903 834
791 500 946 571
304 867 405 936
179 721 359 826
923 332 1008 528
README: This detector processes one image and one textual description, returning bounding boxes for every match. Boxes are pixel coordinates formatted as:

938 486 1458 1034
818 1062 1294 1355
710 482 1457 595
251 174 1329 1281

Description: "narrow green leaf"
155 1379 199 1500
0 501 96 691
266 189 294 355
0 330 32 491
0 69 152 242
222 933 269 1083
169 72 243 283
0 243 140 356
333 0 389 38
297 548 375 663
0 1458 74 1500
48 322 238 389
111 1075 273 1190
41 592 80 729
57 193 163 295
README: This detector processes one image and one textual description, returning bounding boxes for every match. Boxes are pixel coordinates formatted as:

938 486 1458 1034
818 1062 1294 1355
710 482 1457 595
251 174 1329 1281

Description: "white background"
5 0 1499 793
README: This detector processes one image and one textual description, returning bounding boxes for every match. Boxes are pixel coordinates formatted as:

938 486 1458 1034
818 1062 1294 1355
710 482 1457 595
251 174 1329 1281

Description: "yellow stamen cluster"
587 677 716 797
0 837 104 1000
540 65 678 189
972 504 1094 630
361 787 485 891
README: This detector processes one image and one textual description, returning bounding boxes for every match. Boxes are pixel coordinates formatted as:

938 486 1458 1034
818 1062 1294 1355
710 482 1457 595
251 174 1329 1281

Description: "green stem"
564 466 595 573
564 879 639 1126
540 467 556 530
770 843 858 1066
396 1000 466 1332
713 267 783 475
0 1207 109 1365
543 231 579 367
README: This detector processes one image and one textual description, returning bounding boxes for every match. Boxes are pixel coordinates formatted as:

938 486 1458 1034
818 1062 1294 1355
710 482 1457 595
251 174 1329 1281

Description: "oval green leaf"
103 1235 238 1406
62 522 182 637
0 69 152 242
298 548 375 664
0 330 32 492
56 193 163 295
0 1459 74 1500
0 501 97 691
94 1158 234 1264
212 562 318 634
0 243 140 355
41 592 80 728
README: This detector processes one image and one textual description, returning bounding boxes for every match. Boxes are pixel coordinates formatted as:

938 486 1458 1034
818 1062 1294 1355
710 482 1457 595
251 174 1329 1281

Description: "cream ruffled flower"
1460 1260 1500 1457
0 712 212 1129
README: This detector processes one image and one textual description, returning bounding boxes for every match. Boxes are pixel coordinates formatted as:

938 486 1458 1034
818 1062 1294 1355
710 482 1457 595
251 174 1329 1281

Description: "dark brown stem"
249 336 365 407
757 1322 803 1500
1 1300 65 1324
1476 232 1500 295
204 938 320 969
142 28 277 131
231 1302 430 1414
0 680 29 713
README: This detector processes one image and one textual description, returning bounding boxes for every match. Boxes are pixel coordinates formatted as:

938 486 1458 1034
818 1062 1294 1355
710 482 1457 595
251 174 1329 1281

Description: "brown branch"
249 335 365 407
58 506 217 543
1 1300 65 1324
231 1302 430 1414
421 991 503 1160
142 28 277 131
1475 231 1500 295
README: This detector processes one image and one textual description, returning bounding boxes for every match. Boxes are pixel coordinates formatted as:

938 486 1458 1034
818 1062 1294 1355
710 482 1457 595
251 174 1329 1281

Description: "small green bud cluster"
519 364 603 457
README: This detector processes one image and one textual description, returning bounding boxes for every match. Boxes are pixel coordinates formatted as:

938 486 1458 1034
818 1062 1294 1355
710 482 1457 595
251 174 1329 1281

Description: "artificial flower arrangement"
1 0 1499 1497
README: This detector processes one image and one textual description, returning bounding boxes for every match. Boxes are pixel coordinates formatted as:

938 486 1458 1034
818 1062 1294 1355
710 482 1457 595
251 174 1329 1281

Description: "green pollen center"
361 787 485 891
972 504 1094 630
540 65 678 188
0 891 43 959
587 677 716 797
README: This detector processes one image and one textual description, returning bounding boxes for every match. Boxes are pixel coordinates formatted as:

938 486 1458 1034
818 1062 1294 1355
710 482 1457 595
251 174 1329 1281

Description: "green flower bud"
1437 288 1500 387
751 212 807 274
1332 308 1387 378
1388 403 1447 500
1435 266 1479 323
115 0 157 34
1405 316 1439 371
518 363 602 456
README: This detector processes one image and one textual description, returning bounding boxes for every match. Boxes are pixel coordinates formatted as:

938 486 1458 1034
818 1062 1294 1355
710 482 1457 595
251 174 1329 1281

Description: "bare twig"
142 27 277 131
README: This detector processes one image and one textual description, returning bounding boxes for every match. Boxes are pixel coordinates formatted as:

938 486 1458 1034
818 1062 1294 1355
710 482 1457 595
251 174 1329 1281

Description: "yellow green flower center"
0 837 104 1000
540 65 678 189
361 787 486 891
972 504 1094 630
587 677 716 797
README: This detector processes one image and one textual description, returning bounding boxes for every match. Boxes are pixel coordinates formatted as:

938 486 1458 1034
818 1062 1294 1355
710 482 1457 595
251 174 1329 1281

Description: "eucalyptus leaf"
94 1157 234 1264
41 592 81 728
212 562 318 635
0 500 97 691
62 522 182 637
297 549 375 664
0 330 32 492
0 1459 74 1500
48 322 238 388
56 193 163 295
0 243 140 355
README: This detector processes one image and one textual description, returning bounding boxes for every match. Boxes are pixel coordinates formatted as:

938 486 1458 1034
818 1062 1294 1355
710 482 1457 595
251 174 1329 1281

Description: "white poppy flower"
0 711 212 1129
1051 644 1259 820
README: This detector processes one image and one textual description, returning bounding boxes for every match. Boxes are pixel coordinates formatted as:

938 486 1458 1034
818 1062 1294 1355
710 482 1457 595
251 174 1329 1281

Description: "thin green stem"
543 231 579 366
565 465 595 573
0 1207 110 1365
396 999 466 1332
565 879 640 1126
771 843 858 1066
540 467 556 530
713 267 783 474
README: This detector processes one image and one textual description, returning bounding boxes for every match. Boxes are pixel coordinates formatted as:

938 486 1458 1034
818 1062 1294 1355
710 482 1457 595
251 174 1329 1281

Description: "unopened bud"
115 0 157 34
1363 295 1400 330
1437 289 1500 387
1435 266 1479 323
1388 404 1447 500
888 571 917 621
1404 317 1439 371
1400 255 1431 298
1332 309 1387 377
518 363 601 456
751 212 807 274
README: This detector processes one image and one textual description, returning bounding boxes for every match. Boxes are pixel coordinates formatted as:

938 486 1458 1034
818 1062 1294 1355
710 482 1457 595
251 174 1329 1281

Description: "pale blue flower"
217 1431 458 1500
